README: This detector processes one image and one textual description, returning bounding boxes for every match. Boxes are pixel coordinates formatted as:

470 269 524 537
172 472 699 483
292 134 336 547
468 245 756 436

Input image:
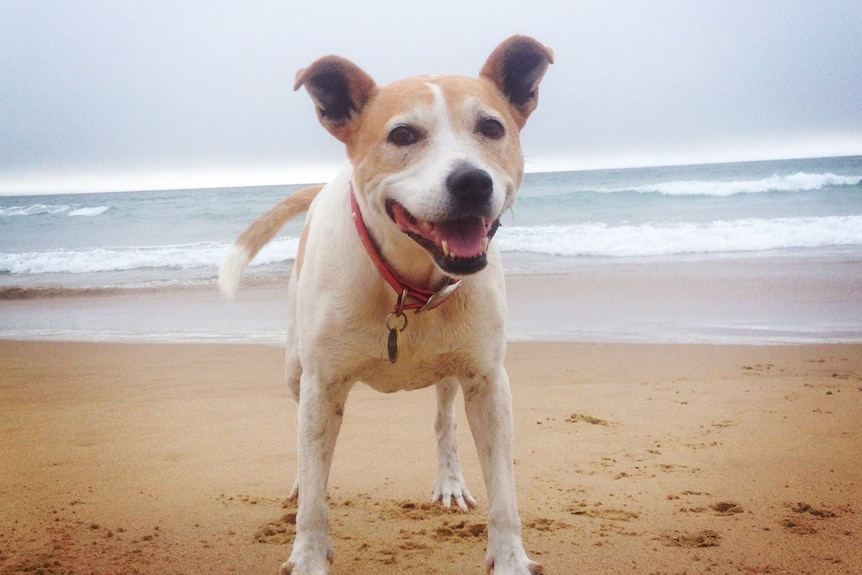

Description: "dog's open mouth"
387 201 500 275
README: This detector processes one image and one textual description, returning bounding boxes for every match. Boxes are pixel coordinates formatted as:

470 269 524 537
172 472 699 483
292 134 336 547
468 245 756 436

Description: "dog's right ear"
294 56 378 144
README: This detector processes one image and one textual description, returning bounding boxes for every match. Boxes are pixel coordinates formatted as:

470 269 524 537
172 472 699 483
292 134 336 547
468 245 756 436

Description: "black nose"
446 165 493 207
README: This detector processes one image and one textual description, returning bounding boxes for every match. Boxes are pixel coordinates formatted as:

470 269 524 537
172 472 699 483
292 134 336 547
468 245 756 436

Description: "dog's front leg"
280 376 349 575
463 369 543 575
432 377 476 511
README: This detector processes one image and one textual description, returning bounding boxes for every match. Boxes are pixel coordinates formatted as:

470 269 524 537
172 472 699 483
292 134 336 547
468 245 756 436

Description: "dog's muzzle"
387 166 504 275
386 203 501 276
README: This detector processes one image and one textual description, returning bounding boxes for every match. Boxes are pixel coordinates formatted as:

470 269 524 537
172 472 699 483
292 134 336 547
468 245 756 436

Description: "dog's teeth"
441 240 450 258
481 237 489 252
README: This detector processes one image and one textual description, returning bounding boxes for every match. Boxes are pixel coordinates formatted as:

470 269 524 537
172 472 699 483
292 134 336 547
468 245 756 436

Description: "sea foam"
498 215 862 258
0 203 112 217
601 172 861 197
0 237 300 275
0 204 71 217
3 214 859 275
67 206 111 217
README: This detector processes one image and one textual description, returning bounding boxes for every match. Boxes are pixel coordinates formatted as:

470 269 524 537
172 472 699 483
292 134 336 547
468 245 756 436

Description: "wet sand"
3 253 862 344
1 340 860 574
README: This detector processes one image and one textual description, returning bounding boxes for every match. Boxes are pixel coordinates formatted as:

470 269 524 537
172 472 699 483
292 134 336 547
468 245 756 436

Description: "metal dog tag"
385 310 408 363
387 327 401 363
417 280 462 313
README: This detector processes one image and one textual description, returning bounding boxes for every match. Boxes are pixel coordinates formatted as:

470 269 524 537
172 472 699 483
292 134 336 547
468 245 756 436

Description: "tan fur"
480 36 554 128
235 185 322 263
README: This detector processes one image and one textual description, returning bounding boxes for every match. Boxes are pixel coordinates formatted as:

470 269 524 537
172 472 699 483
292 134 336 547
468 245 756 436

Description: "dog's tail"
218 185 323 298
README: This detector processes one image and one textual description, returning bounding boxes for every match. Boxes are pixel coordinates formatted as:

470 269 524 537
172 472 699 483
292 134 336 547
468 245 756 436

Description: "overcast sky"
2 0 861 194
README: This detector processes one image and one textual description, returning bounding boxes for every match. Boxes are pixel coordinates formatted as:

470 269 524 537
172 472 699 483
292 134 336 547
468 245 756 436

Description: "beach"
2 157 861 573
3 0 861 567
2 338 860 574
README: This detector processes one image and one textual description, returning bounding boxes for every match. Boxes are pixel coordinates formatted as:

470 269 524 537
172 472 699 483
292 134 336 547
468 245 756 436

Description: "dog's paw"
278 541 334 575
278 561 327 575
487 559 544 575
288 477 300 501
432 476 476 511
486 545 544 575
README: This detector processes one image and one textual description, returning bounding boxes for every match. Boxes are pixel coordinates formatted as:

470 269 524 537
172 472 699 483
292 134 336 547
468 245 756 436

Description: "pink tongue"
435 217 488 258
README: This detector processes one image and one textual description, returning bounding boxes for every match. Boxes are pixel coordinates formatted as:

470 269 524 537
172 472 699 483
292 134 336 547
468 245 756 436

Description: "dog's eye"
478 118 505 140
388 125 421 146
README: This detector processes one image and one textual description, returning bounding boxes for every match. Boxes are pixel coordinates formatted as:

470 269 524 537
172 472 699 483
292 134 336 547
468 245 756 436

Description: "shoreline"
2 251 861 345
2 340 860 574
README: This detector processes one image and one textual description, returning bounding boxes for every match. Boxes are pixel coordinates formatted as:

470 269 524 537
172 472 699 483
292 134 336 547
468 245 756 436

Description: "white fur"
281 168 525 575
224 36 552 575
383 82 508 225
217 243 249 300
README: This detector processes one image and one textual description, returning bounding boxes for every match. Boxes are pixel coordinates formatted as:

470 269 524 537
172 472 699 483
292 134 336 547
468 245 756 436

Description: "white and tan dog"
219 35 553 575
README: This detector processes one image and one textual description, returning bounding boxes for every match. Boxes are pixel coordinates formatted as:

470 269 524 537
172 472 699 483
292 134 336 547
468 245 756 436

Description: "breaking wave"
0 237 299 275
598 172 861 197
498 215 862 258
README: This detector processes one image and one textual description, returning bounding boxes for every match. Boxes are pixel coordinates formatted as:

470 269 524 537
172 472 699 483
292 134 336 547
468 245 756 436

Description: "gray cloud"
2 0 861 193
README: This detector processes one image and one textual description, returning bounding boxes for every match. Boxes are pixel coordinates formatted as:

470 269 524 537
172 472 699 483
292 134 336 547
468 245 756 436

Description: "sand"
5 254 862 344
1 340 860 574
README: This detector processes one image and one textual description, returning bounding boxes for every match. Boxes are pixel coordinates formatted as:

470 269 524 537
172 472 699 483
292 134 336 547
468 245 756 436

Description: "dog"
219 35 553 575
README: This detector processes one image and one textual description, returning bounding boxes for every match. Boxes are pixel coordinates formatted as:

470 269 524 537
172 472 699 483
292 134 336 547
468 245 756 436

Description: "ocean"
2 156 861 344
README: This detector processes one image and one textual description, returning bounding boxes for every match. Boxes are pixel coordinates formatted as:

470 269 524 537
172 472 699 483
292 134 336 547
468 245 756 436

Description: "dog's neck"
349 182 460 313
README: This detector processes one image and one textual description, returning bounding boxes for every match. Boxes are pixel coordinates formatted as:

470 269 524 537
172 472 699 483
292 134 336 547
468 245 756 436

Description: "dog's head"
294 36 553 276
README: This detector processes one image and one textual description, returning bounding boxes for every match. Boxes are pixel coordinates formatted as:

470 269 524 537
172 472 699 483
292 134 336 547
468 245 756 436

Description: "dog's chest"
352 350 482 393
334 312 499 392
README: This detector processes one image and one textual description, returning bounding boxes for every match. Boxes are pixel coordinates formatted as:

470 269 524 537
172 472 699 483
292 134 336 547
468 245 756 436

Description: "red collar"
349 183 459 313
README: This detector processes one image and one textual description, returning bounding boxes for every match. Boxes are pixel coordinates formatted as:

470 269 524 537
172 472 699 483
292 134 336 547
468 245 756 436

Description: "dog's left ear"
294 56 378 144
480 36 554 129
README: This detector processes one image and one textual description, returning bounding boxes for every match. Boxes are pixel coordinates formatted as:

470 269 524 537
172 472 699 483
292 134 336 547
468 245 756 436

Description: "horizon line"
2 151 861 197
